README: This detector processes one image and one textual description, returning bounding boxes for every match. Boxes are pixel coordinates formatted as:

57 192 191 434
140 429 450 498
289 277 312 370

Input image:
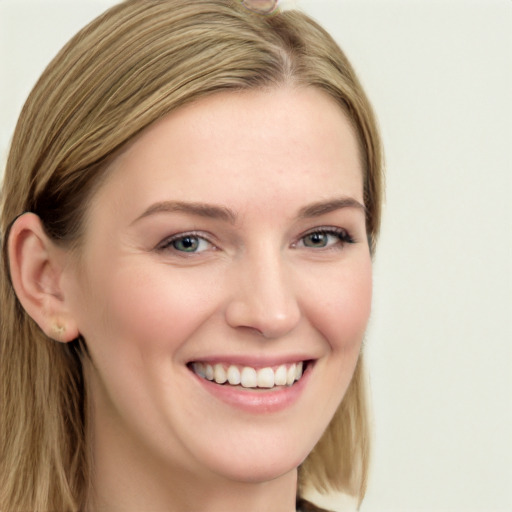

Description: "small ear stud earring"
241 0 279 15
51 323 66 341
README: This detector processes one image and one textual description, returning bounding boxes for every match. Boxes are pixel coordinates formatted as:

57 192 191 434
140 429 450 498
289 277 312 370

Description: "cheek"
74 264 224 432
80 264 221 360
304 257 373 353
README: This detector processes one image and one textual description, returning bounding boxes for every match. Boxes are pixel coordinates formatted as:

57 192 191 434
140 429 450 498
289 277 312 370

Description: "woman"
0 1 383 511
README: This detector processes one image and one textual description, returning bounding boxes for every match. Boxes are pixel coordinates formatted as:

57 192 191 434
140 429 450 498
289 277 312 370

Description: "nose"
224 249 301 339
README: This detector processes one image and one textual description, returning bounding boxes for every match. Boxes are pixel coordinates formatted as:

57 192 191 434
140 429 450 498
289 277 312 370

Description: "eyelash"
157 231 214 253
295 227 355 250
156 227 355 254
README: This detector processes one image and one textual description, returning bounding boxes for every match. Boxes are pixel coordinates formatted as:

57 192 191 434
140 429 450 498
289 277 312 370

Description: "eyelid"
156 231 216 252
294 226 355 248
301 225 351 237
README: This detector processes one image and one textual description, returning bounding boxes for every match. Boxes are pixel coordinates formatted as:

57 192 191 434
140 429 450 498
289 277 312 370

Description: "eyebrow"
132 196 365 225
132 201 237 225
297 197 366 218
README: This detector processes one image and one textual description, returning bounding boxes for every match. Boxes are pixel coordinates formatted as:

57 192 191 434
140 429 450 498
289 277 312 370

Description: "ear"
8 212 79 343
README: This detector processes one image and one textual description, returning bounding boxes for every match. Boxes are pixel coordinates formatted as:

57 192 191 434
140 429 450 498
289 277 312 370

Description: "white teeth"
205 364 214 381
214 364 227 384
227 365 241 385
274 364 287 386
192 362 206 379
295 361 303 380
257 367 275 388
286 364 297 386
241 367 258 388
193 362 306 389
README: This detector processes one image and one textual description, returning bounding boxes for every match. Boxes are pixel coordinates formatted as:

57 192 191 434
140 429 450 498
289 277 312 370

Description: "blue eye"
300 228 354 249
303 232 331 248
159 234 212 253
173 236 200 252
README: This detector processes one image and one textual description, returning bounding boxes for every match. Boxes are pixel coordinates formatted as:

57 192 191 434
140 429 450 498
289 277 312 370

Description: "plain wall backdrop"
1 1 511 511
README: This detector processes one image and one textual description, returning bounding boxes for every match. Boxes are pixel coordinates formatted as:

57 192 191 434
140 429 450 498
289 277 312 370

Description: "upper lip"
186 354 316 368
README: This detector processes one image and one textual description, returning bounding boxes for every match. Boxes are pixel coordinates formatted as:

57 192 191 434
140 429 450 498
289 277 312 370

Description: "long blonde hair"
0 1 383 510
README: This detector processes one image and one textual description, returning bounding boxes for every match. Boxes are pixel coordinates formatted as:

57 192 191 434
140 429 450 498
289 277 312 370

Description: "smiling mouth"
189 361 309 390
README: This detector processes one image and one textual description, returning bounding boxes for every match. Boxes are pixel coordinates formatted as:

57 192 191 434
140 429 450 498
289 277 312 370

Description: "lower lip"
190 363 313 414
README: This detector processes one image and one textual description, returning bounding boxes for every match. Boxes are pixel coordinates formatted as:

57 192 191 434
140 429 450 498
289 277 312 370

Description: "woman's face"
64 87 372 486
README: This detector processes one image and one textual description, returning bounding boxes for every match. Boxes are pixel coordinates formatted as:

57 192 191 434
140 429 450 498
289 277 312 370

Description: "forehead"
89 87 364 220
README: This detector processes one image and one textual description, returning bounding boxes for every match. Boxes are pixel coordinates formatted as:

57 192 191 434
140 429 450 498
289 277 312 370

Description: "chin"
193 432 313 485
211 457 301 485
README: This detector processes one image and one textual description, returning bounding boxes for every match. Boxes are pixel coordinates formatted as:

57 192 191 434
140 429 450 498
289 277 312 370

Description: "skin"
54 87 373 511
